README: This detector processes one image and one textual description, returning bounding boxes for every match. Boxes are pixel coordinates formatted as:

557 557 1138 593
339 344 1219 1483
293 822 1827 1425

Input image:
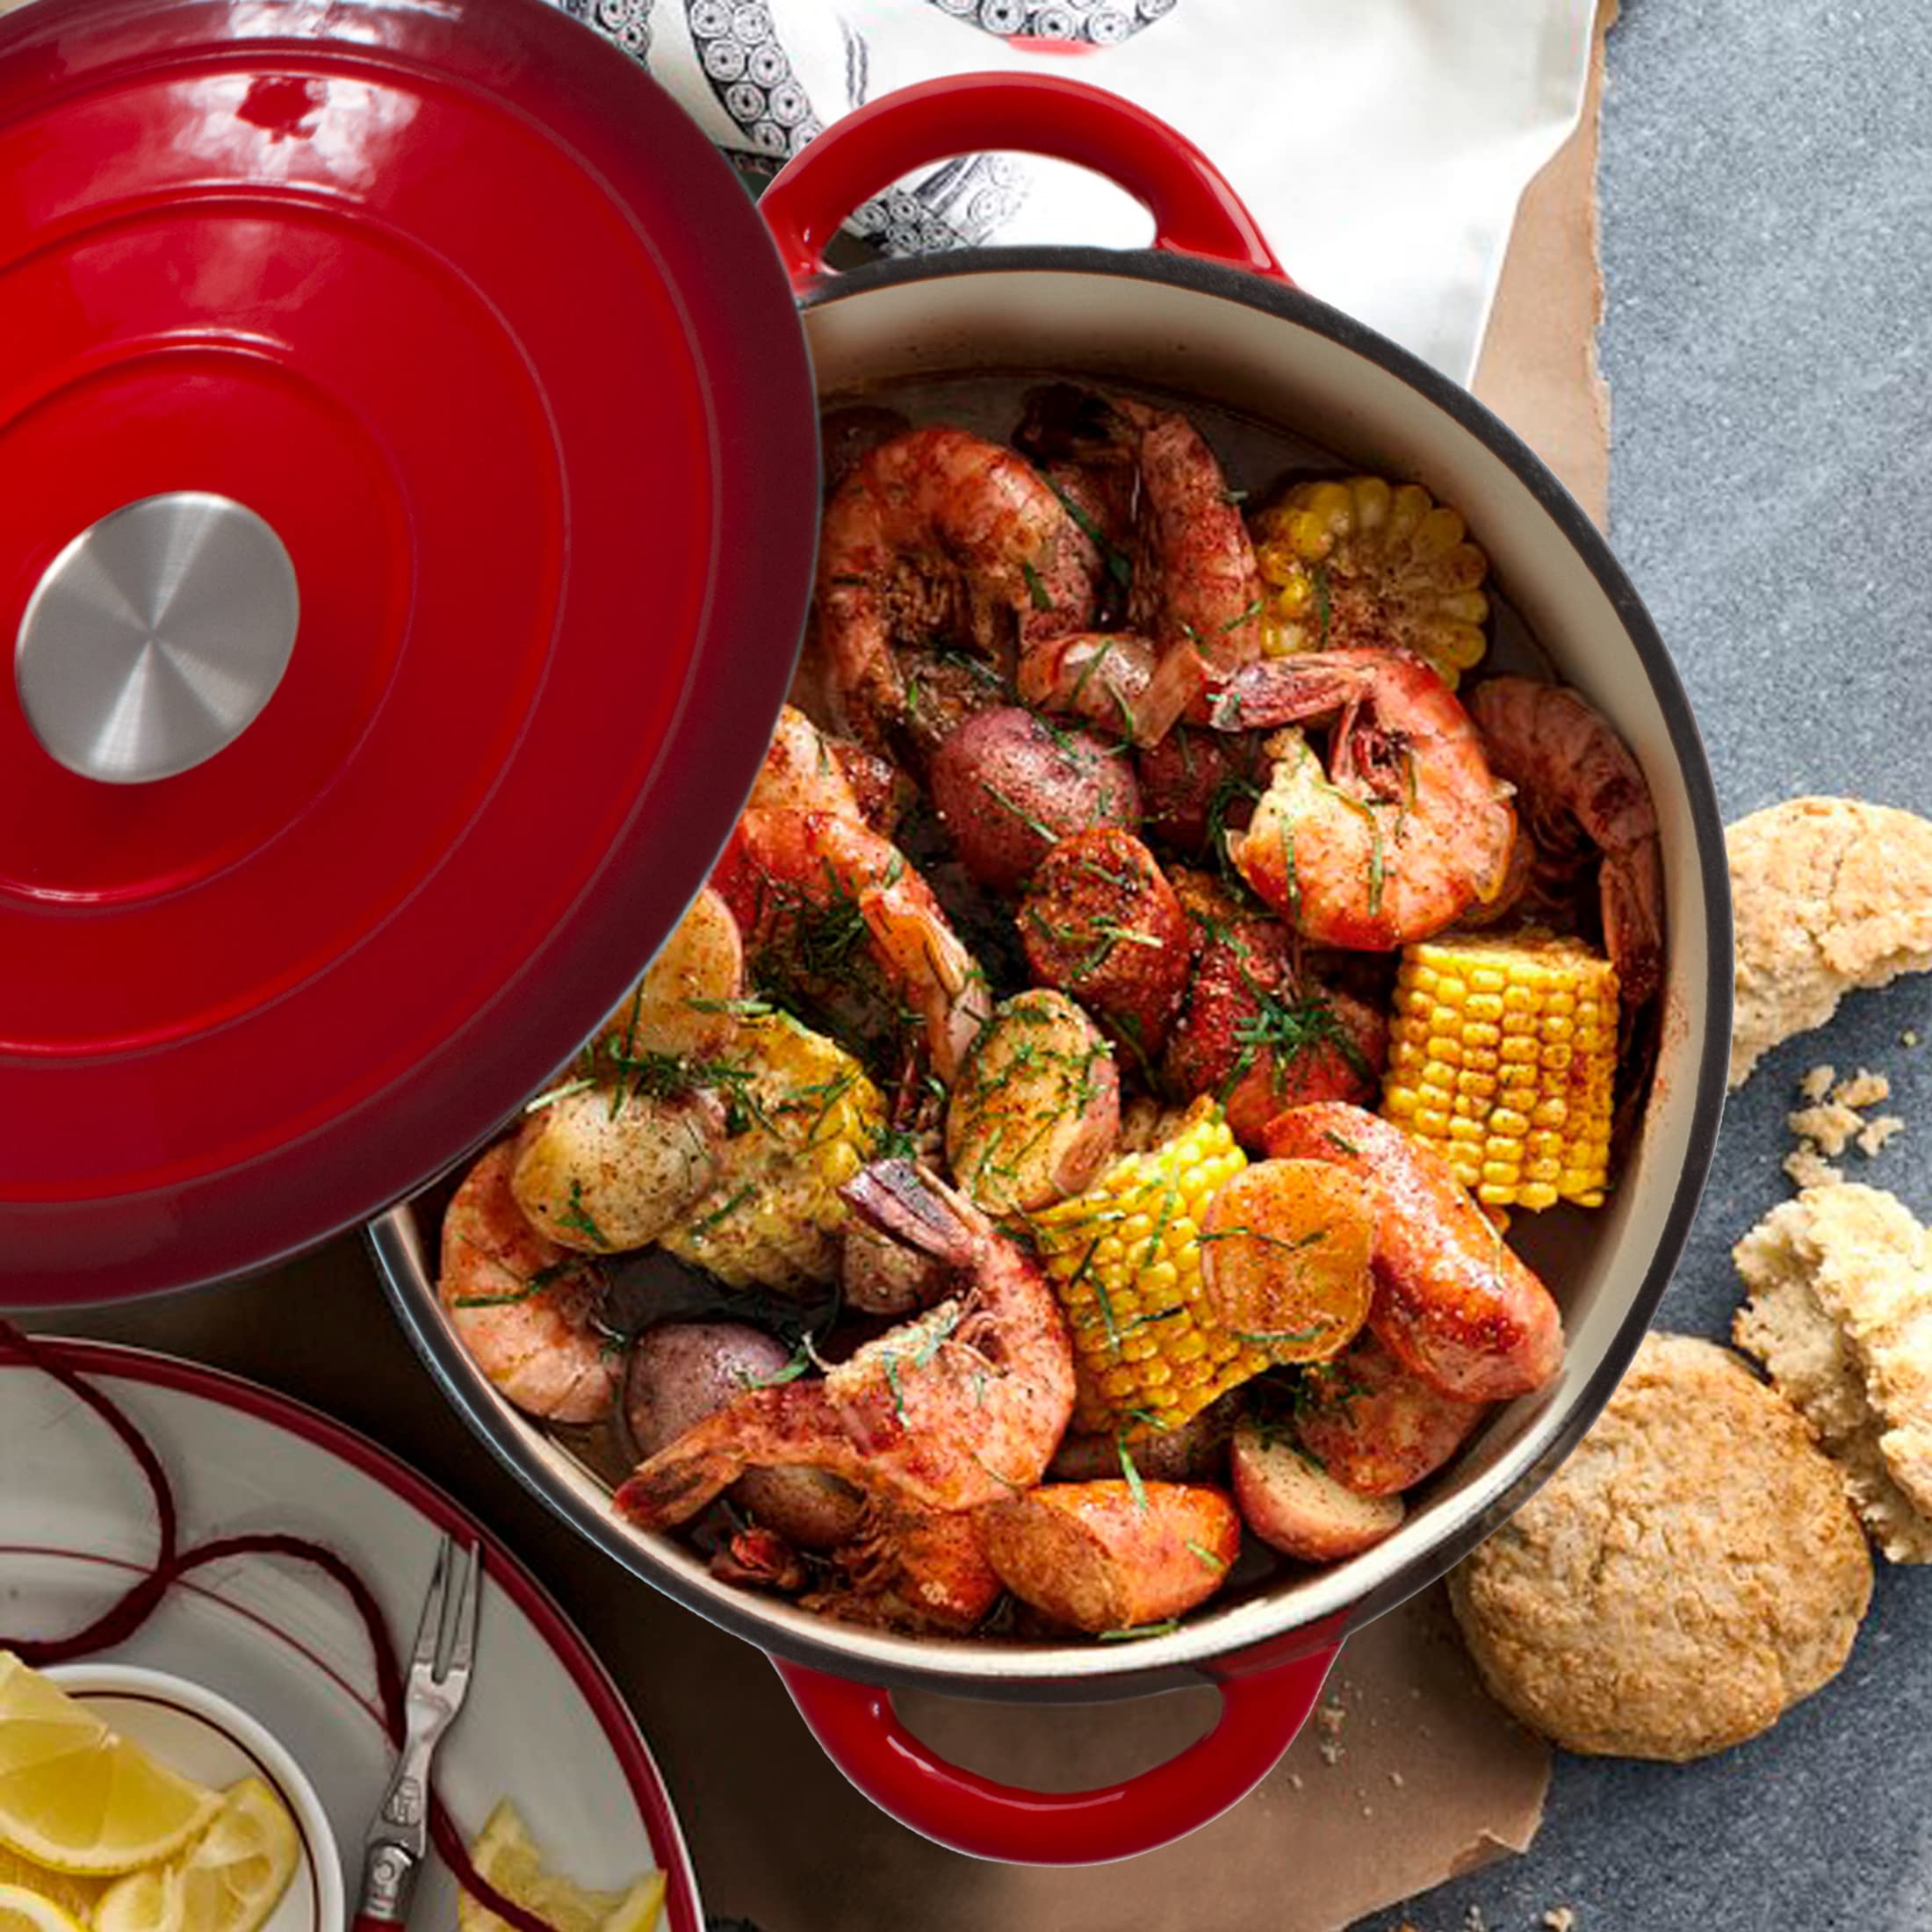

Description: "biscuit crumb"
1787 1068 1900 1184
1800 1063 1836 1103
1388 1769 1405 1788
1543 1911 1577 1932
1784 1145 1845 1189
1315 1698 1346 1766
1834 1068 1891 1109
1904 1030 1921 1048
1287 1772 1303 1791
1462 1908 1488 1932
1789 1100 1862 1157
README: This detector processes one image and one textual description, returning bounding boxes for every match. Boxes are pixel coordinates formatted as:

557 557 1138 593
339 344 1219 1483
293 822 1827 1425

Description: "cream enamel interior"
375 262 1722 1695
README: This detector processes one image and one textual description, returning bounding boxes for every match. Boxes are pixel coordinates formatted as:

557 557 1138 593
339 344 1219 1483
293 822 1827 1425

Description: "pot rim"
373 242 1733 1698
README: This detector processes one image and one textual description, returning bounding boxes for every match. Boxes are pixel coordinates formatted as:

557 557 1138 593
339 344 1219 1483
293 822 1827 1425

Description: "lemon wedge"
0 1656 220 1875
0 1847 103 1923
95 1777 299 1932
459 1800 665 1932
0 1881 90 1932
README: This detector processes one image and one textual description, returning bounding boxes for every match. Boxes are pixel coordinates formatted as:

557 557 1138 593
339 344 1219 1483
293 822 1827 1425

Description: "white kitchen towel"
549 0 1597 384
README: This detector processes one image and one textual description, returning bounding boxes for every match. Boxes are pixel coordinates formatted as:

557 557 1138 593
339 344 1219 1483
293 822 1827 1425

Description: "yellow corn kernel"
1249 474 1494 684
1030 1099 1273 1434
1379 934 1618 1211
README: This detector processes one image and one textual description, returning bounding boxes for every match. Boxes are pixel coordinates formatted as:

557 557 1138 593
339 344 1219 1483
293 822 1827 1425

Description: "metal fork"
355 1535 482 1928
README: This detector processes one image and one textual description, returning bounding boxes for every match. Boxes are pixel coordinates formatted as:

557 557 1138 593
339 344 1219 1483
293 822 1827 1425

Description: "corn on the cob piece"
660 1012 883 1293
1030 1099 1271 1434
1380 934 1618 1210
1250 476 1490 685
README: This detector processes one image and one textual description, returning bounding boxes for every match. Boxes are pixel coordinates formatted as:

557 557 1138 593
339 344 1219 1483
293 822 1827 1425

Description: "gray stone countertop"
1366 1 1932 1926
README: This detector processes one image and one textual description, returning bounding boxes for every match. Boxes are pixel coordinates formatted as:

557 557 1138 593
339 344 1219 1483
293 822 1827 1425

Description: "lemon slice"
0 1656 220 1875
601 1871 667 1932
459 1801 664 1932
0 1882 90 1932
95 1777 299 1932
0 1847 104 1923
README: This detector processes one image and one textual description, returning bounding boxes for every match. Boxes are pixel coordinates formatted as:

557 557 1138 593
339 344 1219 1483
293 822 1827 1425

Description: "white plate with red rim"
0 1338 702 1931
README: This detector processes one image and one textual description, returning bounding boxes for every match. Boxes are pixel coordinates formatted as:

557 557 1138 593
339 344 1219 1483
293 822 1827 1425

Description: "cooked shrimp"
1466 675 1665 1010
815 427 1094 751
803 1493 1004 1634
439 1141 618 1424
711 806 992 1083
1263 1104 1563 1402
1012 390 1264 746
614 1160 1076 1525
1218 647 1516 948
747 703 867 820
1017 384 1262 667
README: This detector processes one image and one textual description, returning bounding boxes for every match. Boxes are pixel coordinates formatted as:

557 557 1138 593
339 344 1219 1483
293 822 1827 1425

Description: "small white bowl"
44 1662 344 1931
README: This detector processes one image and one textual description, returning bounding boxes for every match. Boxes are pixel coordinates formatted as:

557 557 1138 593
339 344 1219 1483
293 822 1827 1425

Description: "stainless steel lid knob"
15 492 299 784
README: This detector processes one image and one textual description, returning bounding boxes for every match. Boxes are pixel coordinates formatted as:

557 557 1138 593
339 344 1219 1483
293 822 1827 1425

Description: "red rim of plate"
3 1336 704 1932
0 0 818 1304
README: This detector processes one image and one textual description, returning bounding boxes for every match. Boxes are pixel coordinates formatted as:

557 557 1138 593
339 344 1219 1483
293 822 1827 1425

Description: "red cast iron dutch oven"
0 0 1730 1867
382 61 1734 1865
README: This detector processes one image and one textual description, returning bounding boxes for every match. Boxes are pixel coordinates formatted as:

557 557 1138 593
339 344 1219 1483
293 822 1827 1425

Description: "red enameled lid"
0 0 819 1304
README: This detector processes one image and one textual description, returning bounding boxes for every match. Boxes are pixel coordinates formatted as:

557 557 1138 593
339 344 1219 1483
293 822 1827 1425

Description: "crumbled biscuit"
1450 1335 1871 1760
1859 1116 1907 1157
1543 1911 1577 1932
1784 1146 1845 1189
1727 797 1932 1089
1734 1185 1932 1562
1788 1101 1863 1157
1799 1063 1837 1104
1834 1069 1891 1109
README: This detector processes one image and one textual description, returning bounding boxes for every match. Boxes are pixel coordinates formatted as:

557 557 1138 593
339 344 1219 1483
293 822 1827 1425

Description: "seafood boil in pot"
430 375 1664 1646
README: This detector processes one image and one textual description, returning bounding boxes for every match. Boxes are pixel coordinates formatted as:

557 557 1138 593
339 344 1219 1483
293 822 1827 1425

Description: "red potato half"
976 1481 1242 1633
1262 1103 1564 1402
1294 1331 1489 1497
625 1322 864 1549
929 707 1140 892
944 989 1120 1215
1231 1418 1405 1562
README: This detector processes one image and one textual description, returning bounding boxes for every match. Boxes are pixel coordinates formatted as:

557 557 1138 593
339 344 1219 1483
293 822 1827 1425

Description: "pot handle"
758 72 1288 294
772 1641 1338 1865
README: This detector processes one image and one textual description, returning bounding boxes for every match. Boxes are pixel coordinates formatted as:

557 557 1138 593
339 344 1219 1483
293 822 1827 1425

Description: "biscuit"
1448 1333 1871 1760
1727 797 1932 1089
1734 1184 1932 1562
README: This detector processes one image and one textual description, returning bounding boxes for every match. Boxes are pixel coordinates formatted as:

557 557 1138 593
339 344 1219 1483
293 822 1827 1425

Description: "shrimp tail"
840 1160 981 1268
1208 655 1368 732
616 1381 858 1529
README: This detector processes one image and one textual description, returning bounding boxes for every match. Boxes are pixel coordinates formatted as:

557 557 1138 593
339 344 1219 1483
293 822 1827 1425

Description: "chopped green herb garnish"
524 1077 595 1114
1020 559 1054 613
1098 1619 1182 1642
1186 1539 1229 1573
1117 1433 1149 1513
559 1180 609 1250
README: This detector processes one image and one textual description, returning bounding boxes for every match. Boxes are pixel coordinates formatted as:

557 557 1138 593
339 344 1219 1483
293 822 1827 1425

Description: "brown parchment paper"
26 6 1620 1927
